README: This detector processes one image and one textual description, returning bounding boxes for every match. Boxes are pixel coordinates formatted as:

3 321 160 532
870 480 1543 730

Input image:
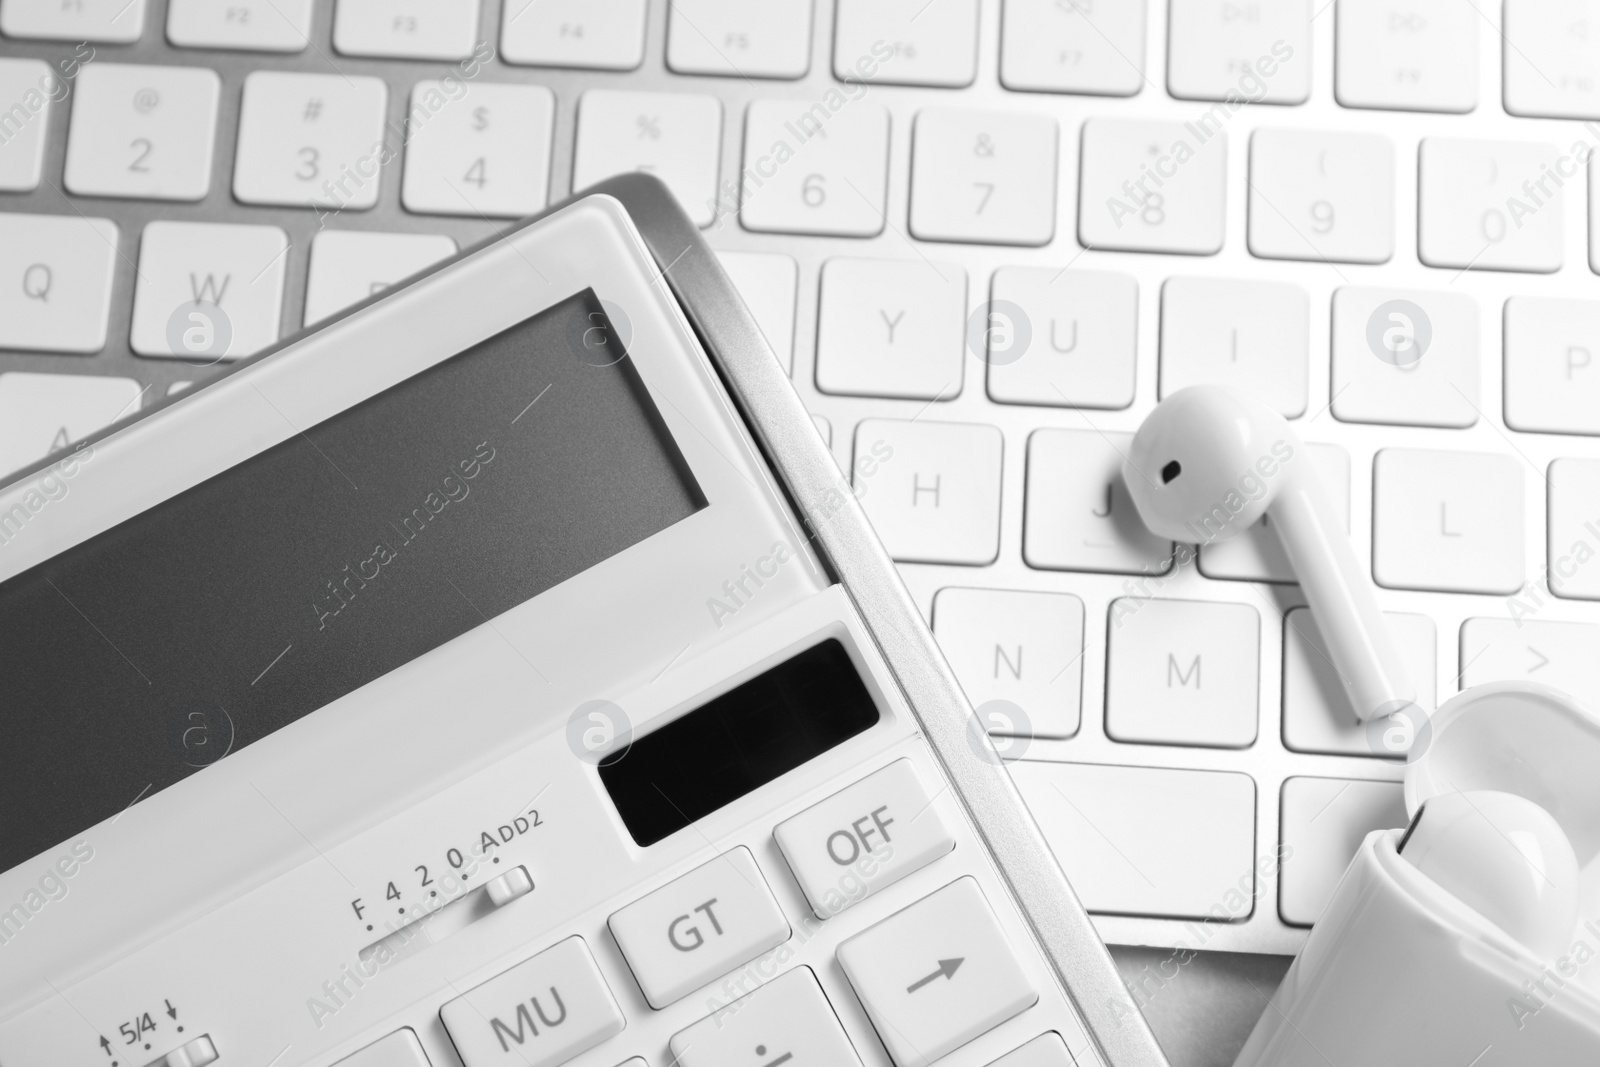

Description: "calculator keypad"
439 761 1041 1067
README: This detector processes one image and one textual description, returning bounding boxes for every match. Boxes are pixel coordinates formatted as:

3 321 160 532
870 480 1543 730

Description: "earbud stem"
1272 476 1417 723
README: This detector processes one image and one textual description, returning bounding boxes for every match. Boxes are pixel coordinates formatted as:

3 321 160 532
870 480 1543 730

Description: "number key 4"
401 82 555 218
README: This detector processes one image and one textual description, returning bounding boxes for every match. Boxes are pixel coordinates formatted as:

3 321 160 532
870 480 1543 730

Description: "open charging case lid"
1406 680 1600 872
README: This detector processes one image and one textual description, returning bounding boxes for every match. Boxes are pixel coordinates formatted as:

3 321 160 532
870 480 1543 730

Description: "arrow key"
837 876 1036 1067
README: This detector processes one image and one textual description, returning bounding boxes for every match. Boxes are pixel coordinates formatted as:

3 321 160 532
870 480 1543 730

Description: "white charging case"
1233 682 1600 1066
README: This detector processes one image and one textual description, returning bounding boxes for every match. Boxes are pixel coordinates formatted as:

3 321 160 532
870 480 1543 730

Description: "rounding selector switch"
485 866 534 908
156 1035 217 1067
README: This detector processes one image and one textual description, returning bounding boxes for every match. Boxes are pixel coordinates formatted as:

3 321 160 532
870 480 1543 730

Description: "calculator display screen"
600 639 881 846
0 289 705 873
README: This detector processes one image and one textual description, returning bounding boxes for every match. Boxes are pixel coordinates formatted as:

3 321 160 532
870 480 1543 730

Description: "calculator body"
0 175 1165 1067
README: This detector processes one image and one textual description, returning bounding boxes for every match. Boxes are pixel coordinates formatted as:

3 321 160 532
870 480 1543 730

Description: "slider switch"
157 1035 217 1067
485 865 534 907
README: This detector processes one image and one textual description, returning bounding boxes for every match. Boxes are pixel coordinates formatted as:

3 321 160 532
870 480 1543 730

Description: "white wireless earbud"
1124 385 1415 722
1398 790 1581 960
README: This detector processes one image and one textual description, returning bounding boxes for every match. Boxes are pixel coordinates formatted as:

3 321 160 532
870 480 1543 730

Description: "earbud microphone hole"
1160 460 1181 484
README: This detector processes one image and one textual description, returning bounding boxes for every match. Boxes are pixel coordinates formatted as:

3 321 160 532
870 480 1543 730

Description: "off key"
774 759 955 918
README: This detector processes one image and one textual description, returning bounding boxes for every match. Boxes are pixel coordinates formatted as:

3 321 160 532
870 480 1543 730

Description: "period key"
774 759 955 918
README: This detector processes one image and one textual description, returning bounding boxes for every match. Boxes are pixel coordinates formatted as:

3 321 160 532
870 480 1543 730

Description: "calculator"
0 175 1165 1067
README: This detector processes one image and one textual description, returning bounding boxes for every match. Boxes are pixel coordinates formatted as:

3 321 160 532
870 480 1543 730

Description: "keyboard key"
440 937 623 1067
999 0 1145 97
609 847 789 1008
667 0 814 79
1418 138 1564 273
716 251 797 373
130 221 289 361
1167 0 1309 104
1023 429 1174 575
1593 156 1599 275
852 419 1001 565
403 82 554 218
1504 297 1600 436
1330 287 1479 428
816 258 965 399
837 877 1036 1067
1461 618 1600 710
333 1029 431 1067
812 413 833 447
774 759 956 918
1106 597 1260 748
235 72 388 209
1159 276 1309 417
0 372 143 479
0 59 53 191
1334 0 1476 113
910 108 1058 246
167 0 313 51
1282 606 1436 755
1078 118 1227 255
670 967 863 1067
0 213 118 354
65 64 220 201
1248 128 1395 264
303 230 457 326
0 0 144 41
739 100 890 236
1503 0 1600 120
1202 444 1350 583
1279 777 1406 926
1010 762 1257 919
334 0 479 60
835 0 979 88
501 0 648 69
988 1033 1077 1067
933 587 1086 740
1550 458 1600 600
985 267 1137 410
573 90 722 226
1373 449 1524 595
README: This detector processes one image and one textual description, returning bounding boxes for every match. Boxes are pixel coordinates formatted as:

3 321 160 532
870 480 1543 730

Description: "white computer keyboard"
1 0 1598 960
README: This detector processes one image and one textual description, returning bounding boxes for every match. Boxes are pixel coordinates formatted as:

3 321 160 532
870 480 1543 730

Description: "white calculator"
0 176 1165 1067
